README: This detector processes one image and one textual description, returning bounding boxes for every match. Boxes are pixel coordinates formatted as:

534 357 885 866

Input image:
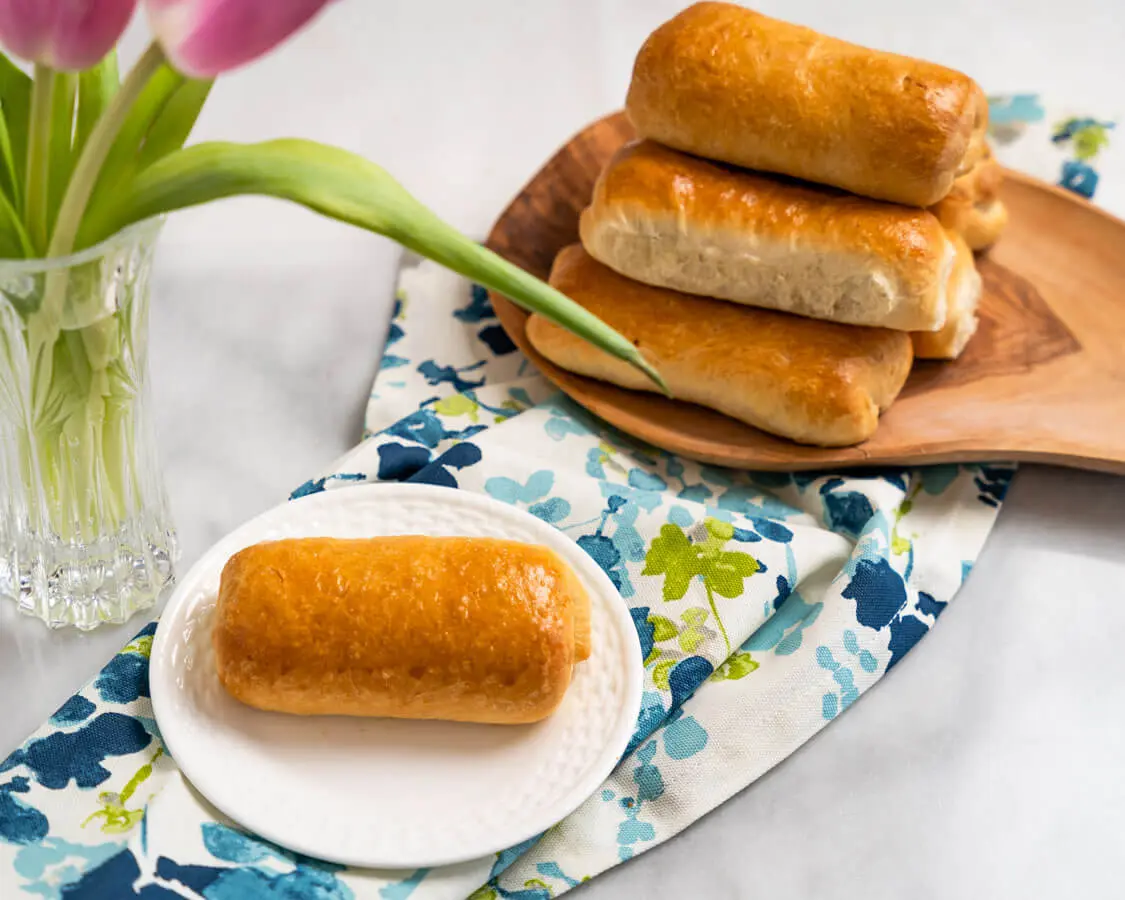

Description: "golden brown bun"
911 233 982 359
527 245 913 447
213 536 591 725
961 197 1009 252
579 140 954 332
928 146 1008 250
625 2 987 207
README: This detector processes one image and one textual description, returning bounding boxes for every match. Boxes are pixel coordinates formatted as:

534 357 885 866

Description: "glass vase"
0 219 177 629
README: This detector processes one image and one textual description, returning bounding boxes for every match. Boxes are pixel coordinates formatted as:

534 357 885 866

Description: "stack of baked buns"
525 2 1008 448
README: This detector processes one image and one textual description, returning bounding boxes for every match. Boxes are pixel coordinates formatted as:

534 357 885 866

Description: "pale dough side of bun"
912 233 983 359
625 2 988 207
528 245 914 447
579 140 953 332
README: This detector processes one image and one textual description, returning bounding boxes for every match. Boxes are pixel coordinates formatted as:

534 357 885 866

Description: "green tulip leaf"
78 138 664 389
75 53 120 161
0 51 31 210
0 114 20 247
87 63 186 213
136 77 212 170
0 186 32 258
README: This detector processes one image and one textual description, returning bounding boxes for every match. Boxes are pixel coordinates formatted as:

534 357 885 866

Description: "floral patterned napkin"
988 95 1118 205
0 95 1117 899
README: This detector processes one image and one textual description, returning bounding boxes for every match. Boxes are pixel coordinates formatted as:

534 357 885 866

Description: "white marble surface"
3 1 1125 896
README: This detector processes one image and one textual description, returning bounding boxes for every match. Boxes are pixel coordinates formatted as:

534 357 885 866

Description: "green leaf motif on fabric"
466 889 498 900
642 523 696 602
706 550 759 599
677 608 709 653
710 652 760 681
704 518 734 542
1057 119 1113 161
652 659 676 691
591 440 620 475
642 519 762 655
433 393 479 422
81 747 163 834
649 614 678 642
892 483 922 556
123 634 152 658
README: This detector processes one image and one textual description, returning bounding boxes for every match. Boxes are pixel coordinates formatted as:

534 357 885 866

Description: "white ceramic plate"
150 483 642 869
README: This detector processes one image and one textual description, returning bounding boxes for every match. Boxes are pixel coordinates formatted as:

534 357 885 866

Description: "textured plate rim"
149 482 643 869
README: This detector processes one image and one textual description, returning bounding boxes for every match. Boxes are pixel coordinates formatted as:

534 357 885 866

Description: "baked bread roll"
213 536 592 724
960 198 1009 252
580 140 957 332
527 245 913 447
928 145 1008 251
911 233 983 360
625 2 987 207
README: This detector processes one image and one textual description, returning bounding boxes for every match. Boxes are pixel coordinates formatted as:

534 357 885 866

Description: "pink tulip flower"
0 0 138 70
146 0 334 78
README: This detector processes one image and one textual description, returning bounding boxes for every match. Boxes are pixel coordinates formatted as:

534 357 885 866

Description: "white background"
3 2 1125 896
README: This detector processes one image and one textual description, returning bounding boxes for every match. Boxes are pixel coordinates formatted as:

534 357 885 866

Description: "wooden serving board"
485 112 1125 474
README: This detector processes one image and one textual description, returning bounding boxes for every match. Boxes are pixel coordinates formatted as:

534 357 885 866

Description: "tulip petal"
0 0 138 70
0 1 51 67
147 0 334 78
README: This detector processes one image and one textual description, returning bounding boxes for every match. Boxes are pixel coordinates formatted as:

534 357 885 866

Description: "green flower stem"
75 52 120 161
25 64 54 253
49 42 165 261
16 275 142 543
705 582 732 657
45 72 76 240
15 42 164 542
33 43 162 366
